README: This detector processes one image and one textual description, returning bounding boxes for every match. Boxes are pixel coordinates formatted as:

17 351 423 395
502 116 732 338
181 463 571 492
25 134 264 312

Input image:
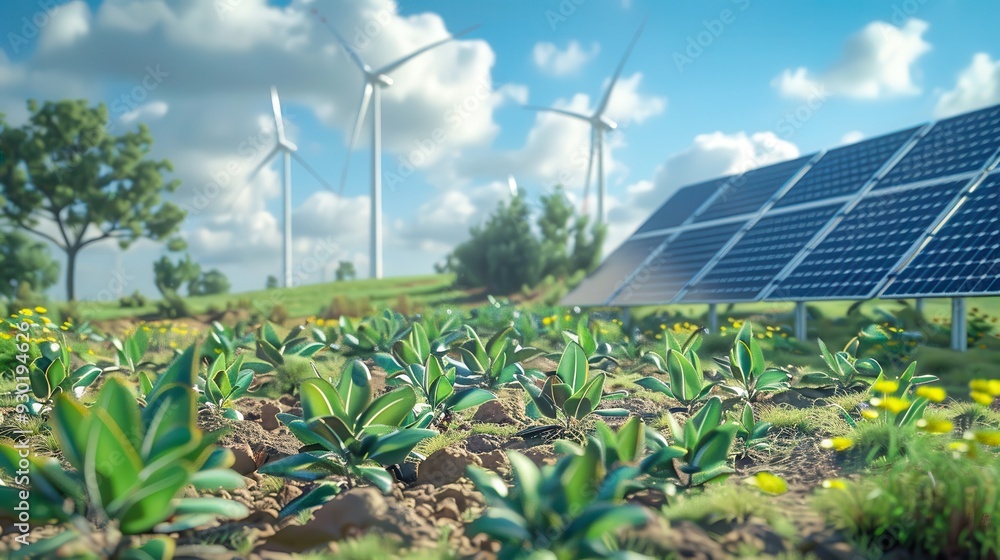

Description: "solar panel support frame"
671 152 824 303
794 301 807 341
758 123 932 302
951 298 968 352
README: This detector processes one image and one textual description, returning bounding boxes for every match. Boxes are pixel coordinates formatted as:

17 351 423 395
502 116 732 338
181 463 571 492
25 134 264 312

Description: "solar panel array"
563 101 1000 306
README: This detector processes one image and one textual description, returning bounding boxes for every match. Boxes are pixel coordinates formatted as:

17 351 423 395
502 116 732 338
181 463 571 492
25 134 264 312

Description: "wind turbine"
314 9 479 279
524 18 648 226
248 86 333 288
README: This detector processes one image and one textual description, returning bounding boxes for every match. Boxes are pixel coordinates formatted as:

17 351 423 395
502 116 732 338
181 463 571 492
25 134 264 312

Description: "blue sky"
2 0 999 301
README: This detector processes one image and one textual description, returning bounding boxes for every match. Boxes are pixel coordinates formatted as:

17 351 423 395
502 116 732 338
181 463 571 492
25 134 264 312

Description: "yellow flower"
821 479 847 490
971 391 995 406
972 430 1000 447
875 396 910 414
915 386 946 403
34 306 47 314
542 317 552 326
871 380 899 394
20 309 32 316
861 409 879 420
916 418 953 434
745 472 787 495
821 437 853 451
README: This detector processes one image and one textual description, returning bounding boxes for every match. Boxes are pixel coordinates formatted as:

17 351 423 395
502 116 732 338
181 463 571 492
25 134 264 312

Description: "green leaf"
299 377 346 421
557 342 589 394
355 465 394 494
466 465 508 502
123 536 175 560
616 416 644 462
445 388 496 412
634 376 675 399
356 387 417 430
278 482 342 519
50 394 90 470
261 322 281 348
173 497 248 519
365 428 437 466
689 424 738 471
466 508 531 543
517 374 557 420
336 360 373 420
567 373 605 421
507 451 541 524
576 317 597 356
258 453 344 481
189 468 245 492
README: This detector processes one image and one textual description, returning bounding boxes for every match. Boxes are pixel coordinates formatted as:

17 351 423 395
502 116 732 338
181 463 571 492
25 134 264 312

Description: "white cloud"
773 19 931 100
840 130 865 145
532 41 600 76
936 53 1000 117
120 100 168 123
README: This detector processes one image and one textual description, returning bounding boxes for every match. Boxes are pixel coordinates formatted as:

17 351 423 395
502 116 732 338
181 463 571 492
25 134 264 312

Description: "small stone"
260 402 281 431
465 433 502 453
416 447 482 487
472 400 519 425
435 497 461 521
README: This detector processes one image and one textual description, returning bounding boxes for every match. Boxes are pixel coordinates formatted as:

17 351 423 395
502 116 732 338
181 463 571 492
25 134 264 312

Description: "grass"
758 403 850 437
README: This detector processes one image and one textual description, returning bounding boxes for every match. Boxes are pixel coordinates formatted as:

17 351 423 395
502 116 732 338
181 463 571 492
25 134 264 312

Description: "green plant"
260 361 436 516
729 402 772 456
110 327 151 374
0 343 248 558
714 322 790 402
636 329 715 410
388 355 496 428
456 326 544 390
338 309 411 357
516 342 628 437
27 339 102 406
560 315 617 367
254 321 326 371
798 337 881 391
199 353 255 420
815 439 999 559
643 396 737 489
465 448 650 559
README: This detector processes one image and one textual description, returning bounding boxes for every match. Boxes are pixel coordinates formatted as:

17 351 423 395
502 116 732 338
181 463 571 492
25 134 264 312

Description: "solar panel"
562 235 669 305
774 127 920 208
883 173 1000 297
634 176 732 234
611 221 746 305
877 104 1000 189
680 203 842 303
766 180 969 301
694 155 813 222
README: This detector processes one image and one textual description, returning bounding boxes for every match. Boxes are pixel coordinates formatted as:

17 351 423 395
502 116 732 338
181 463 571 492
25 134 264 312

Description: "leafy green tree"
443 186 605 294
266 275 279 289
0 101 184 300
335 260 357 282
0 228 59 300
153 254 201 296
189 269 231 296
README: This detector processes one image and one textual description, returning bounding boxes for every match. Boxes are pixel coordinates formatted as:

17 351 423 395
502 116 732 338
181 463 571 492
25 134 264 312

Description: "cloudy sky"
2 0 1000 301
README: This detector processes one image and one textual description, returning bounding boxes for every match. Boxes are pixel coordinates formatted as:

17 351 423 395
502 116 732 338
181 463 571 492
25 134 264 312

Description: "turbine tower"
525 18 647 226
315 10 478 279
248 86 333 288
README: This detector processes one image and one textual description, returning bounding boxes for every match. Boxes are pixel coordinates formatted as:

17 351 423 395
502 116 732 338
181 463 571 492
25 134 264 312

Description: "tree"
153 254 201 296
0 228 59 300
443 186 605 294
0 101 184 300
189 269 230 296
266 275 279 290
335 260 357 282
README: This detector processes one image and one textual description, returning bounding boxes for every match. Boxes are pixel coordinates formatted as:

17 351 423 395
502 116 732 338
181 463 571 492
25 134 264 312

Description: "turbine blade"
507 174 518 197
270 86 286 141
291 152 335 192
340 83 373 195
376 24 481 75
247 145 281 180
313 10 370 73
596 16 648 116
582 128 596 214
523 105 592 123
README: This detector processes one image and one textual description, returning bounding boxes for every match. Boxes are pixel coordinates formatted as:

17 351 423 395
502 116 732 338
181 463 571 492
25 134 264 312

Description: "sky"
2 0 1000 302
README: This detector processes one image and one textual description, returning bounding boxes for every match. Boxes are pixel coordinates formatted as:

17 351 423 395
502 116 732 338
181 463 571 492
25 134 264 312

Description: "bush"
189 269 231 296
118 289 147 308
156 291 190 319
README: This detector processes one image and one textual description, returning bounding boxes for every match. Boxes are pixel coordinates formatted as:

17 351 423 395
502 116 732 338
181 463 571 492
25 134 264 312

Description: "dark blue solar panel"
681 204 841 303
611 221 745 305
695 156 813 223
562 235 668 305
878 104 1000 188
768 181 967 300
775 128 920 208
883 173 1000 297
634 177 731 234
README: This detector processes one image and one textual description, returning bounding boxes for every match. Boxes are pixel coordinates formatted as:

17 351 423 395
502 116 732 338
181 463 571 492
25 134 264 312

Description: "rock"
465 433 502 453
472 400 520 425
260 402 281 431
435 483 484 512
435 497 461 521
417 446 482 487
278 394 298 408
477 450 509 474
522 445 557 468
227 443 258 476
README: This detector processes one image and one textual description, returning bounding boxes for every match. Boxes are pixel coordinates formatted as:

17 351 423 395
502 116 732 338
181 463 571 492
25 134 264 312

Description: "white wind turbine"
525 18 648 226
248 86 333 288
315 10 479 279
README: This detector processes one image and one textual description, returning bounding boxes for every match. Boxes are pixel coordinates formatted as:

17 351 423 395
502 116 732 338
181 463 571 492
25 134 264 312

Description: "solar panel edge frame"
671 151 825 304
759 122 933 302
878 148 1000 299
602 172 751 305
